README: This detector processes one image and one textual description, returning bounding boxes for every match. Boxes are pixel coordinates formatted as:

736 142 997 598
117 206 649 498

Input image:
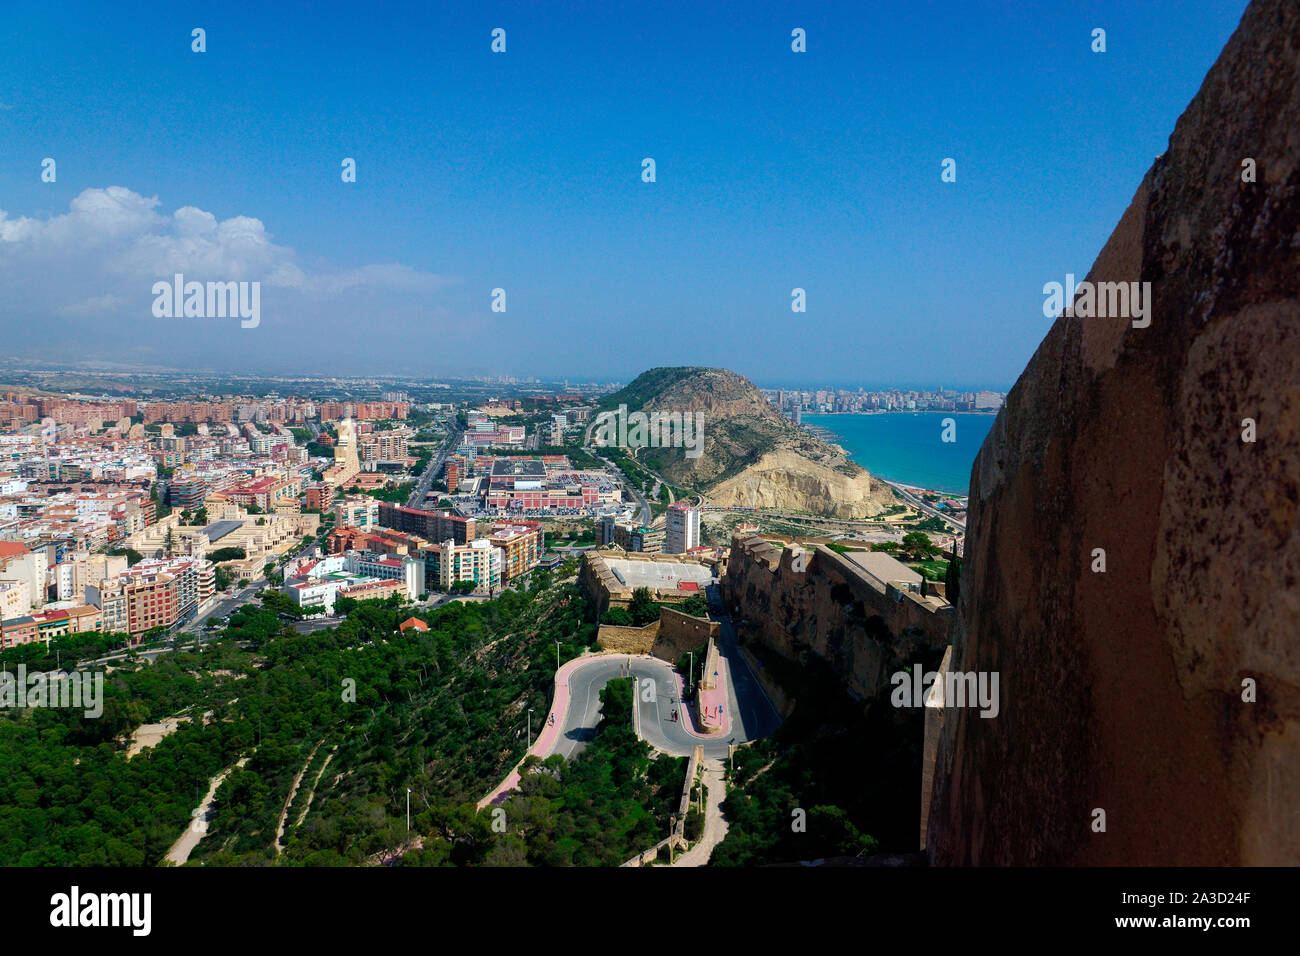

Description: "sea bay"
802 411 996 496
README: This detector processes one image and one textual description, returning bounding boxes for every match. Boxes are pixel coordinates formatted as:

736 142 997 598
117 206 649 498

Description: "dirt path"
275 739 325 855
672 758 729 867
165 757 248 865
127 716 189 758
293 745 337 829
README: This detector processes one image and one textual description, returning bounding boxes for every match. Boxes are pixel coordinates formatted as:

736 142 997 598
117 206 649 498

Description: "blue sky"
0 0 1249 388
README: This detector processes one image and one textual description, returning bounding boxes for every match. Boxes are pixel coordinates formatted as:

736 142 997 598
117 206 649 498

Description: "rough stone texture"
724 535 954 702
596 620 660 654
652 608 719 662
594 608 718 659
926 0 1299 865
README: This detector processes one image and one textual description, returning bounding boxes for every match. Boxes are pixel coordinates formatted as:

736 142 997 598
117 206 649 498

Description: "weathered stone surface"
927 0 1299 865
707 448 888 518
725 535 954 702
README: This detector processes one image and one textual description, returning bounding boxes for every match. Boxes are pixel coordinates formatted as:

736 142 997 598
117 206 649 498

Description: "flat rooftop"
203 519 245 542
604 559 714 591
843 550 923 590
491 458 546 478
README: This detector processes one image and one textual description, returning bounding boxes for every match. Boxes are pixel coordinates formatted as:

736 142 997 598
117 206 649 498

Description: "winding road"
480 612 782 807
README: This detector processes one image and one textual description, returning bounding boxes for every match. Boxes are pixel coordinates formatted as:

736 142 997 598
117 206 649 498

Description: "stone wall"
595 607 718 659
724 534 955 703
580 548 717 619
596 620 660 654
651 607 719 663
926 0 1300 866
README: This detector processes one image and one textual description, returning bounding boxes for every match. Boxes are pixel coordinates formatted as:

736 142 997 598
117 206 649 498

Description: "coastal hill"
595 366 895 518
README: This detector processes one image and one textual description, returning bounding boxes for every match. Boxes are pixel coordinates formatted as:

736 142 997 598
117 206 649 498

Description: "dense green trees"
0 570 690 867
900 531 939 559
429 679 687 867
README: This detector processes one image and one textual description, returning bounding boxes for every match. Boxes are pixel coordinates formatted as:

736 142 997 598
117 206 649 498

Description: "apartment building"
85 555 214 637
665 503 701 554
168 477 208 510
0 543 45 612
0 579 31 620
488 521 544 583
85 579 128 633
303 483 334 512
377 502 476 544
334 496 379 530
358 430 410 462
0 616 38 648
423 538 503 593
611 522 664 554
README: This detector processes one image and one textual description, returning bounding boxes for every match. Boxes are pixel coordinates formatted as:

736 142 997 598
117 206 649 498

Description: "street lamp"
406 788 411 832
527 707 534 749
554 640 560 672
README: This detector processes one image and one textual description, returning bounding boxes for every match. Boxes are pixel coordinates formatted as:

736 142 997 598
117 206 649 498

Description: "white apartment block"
665 503 701 554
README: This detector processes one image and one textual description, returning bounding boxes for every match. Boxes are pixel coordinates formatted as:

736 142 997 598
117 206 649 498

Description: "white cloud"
0 186 454 301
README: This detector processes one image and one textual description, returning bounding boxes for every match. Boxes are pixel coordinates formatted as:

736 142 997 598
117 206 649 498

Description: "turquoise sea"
802 412 996 496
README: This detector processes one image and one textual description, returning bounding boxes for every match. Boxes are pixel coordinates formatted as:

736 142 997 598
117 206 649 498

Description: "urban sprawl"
0 381 1001 649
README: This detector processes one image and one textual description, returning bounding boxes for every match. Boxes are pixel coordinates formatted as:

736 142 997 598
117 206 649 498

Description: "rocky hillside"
926 0 1299 865
596 367 894 518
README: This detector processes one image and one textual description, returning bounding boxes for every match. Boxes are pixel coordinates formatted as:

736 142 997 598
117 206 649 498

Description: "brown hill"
595 367 894 518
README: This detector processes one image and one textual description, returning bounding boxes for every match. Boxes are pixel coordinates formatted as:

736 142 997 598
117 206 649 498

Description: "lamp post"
527 707 533 749
406 788 411 832
555 640 560 672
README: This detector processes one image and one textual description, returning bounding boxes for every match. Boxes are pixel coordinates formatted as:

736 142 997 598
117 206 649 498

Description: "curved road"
480 614 782 806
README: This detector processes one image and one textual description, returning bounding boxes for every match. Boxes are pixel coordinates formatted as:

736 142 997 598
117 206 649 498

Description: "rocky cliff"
598 366 894 517
926 0 1299 865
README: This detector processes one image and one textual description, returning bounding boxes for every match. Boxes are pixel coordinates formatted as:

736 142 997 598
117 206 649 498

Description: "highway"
880 478 966 531
407 423 462 508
